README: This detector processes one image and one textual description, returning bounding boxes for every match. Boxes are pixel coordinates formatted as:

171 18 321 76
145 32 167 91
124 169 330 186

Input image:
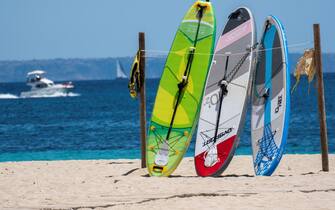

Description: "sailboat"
116 60 128 80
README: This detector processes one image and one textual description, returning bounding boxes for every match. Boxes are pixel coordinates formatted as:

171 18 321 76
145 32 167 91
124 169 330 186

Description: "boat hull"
20 85 73 98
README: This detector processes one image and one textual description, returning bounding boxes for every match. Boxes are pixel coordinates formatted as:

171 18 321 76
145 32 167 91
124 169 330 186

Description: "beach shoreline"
0 154 334 210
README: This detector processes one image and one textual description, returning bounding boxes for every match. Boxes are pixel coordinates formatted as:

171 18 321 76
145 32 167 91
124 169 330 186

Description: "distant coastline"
0 56 166 83
0 53 334 83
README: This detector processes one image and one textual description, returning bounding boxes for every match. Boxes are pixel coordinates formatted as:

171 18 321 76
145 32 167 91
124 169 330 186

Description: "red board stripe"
195 135 237 177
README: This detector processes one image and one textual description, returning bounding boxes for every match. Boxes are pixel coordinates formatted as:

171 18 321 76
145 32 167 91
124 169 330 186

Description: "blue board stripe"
270 15 291 169
264 26 276 126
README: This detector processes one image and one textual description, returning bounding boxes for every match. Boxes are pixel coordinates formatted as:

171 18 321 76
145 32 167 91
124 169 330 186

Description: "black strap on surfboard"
166 48 195 141
212 56 230 144
165 4 207 141
212 45 255 144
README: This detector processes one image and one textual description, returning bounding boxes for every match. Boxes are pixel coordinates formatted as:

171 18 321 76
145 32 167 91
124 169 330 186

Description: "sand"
0 154 334 210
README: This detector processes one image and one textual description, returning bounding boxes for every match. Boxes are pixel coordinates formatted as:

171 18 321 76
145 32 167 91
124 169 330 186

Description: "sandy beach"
0 154 334 210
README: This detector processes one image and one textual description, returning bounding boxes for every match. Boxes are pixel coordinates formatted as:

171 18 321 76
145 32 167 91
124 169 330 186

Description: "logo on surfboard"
275 95 283 113
202 128 234 147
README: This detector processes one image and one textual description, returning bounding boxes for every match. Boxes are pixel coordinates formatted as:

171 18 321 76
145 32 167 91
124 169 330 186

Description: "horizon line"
1 52 334 63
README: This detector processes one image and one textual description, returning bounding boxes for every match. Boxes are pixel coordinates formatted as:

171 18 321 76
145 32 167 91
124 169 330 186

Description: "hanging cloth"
128 50 142 98
292 49 316 93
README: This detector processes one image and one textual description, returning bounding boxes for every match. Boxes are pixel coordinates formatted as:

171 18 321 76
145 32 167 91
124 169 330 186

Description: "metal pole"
139 32 147 168
313 24 329 172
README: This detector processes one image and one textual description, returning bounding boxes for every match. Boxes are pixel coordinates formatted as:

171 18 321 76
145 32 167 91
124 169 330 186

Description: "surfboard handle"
219 80 228 96
153 166 164 173
177 47 196 91
263 88 270 99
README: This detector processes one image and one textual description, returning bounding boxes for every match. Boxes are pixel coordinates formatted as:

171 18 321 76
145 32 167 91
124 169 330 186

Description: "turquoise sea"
0 74 334 162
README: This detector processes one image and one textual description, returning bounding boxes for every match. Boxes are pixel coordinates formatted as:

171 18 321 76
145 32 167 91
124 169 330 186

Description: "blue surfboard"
251 16 290 176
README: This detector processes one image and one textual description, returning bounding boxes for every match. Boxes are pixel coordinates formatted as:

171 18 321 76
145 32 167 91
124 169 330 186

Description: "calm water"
0 75 334 162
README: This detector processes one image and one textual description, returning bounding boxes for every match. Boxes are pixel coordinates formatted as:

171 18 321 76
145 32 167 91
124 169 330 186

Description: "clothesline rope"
139 41 313 58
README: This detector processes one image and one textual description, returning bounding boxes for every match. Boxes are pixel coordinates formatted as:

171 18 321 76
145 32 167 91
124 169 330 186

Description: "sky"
0 0 333 60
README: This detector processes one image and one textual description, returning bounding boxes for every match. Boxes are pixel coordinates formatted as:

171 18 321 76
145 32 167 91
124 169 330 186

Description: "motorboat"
20 70 74 98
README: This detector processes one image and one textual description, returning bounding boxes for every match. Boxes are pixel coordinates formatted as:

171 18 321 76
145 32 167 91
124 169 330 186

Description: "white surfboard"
195 7 257 177
251 16 290 176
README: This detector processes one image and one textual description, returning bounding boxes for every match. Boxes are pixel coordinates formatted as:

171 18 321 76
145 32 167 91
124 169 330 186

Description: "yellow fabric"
128 51 141 98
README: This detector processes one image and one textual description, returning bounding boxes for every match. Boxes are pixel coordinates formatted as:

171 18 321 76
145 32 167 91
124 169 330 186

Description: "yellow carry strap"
128 50 141 98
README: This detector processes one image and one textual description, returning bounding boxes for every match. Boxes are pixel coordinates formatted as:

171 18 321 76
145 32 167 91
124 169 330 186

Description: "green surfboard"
146 0 216 177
